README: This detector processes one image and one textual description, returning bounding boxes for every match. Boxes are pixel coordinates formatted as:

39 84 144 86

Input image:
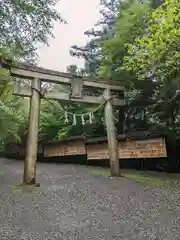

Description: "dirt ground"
0 158 180 240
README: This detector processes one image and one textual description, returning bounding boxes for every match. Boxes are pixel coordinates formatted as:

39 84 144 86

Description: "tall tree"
98 0 151 81
70 0 162 77
70 0 120 76
121 0 180 168
123 0 179 81
122 0 180 135
0 0 65 61
97 0 153 133
0 0 65 150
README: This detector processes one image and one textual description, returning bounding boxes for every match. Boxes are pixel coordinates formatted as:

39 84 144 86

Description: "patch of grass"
89 169 111 177
88 169 180 187
13 183 37 194
122 172 168 186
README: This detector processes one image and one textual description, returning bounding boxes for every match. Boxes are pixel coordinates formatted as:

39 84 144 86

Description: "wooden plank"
82 80 124 91
119 138 167 158
11 67 71 84
45 92 104 104
13 85 125 106
10 67 125 91
87 137 167 160
8 61 125 86
87 143 109 160
44 141 86 157
45 92 124 106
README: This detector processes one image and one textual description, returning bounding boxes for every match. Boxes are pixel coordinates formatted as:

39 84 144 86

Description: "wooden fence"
5 134 167 161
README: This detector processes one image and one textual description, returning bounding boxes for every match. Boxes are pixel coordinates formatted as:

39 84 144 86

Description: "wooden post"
23 78 41 185
104 88 120 177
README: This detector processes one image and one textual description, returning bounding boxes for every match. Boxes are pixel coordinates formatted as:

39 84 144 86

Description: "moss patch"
13 183 37 194
89 169 180 187
89 169 111 177
123 172 169 186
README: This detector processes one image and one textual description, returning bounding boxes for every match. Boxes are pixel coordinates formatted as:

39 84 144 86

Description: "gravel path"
0 158 180 240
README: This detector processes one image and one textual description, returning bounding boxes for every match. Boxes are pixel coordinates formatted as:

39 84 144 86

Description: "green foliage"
98 0 151 81
0 0 65 150
0 97 28 150
0 68 13 101
89 168 180 186
123 0 180 80
0 0 65 61
121 0 180 137
39 98 106 142
1 0 179 171
39 100 65 141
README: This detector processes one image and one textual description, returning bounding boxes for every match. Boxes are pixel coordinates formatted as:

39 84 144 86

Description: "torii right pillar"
104 88 120 177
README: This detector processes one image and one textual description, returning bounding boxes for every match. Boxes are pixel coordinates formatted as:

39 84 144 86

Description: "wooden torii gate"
2 61 125 185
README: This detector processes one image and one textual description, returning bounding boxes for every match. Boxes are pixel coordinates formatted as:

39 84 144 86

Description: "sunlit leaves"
98 0 151 81
123 0 180 80
121 0 180 137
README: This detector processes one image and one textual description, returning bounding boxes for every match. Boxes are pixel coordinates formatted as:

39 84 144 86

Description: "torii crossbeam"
1 60 125 185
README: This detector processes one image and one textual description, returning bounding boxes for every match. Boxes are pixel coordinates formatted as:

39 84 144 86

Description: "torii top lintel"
3 60 125 91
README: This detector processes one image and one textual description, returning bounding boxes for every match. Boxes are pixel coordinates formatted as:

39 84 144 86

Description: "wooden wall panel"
87 143 109 160
44 140 86 157
119 138 167 159
7 137 167 160
87 137 167 160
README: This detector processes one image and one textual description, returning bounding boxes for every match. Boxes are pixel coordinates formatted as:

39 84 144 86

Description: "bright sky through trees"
38 0 100 71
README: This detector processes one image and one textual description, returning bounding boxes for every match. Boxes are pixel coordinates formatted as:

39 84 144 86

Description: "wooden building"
86 133 167 169
4 132 167 169
44 136 86 157
86 133 167 160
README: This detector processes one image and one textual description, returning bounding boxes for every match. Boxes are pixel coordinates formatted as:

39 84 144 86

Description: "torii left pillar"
104 88 120 177
23 78 41 185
